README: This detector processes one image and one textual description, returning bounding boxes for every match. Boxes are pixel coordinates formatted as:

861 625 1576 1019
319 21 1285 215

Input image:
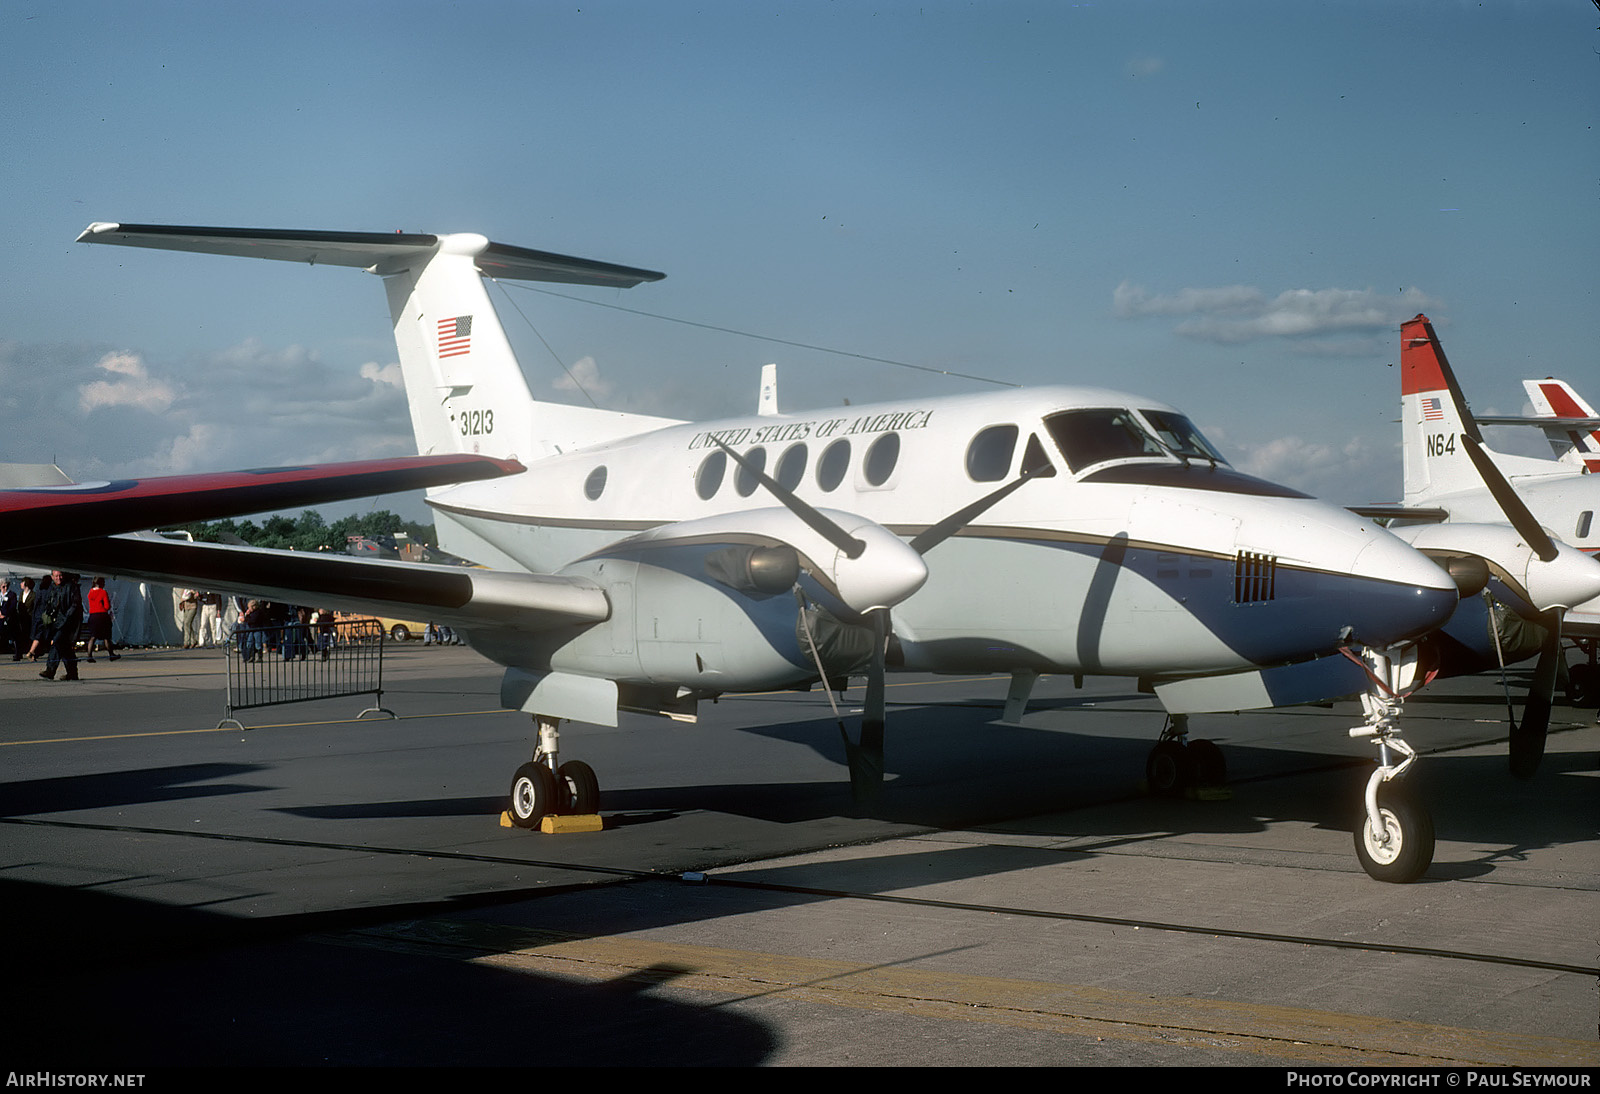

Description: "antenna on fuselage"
758 364 778 416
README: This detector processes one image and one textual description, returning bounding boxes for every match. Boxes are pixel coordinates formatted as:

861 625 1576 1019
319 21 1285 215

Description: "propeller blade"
909 466 1041 555
841 609 889 800
714 439 865 559
1460 434 1559 563
1509 610 1562 779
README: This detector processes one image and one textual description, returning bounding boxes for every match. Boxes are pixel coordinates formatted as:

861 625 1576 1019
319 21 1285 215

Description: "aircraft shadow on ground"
3 876 779 1067
0 762 268 817
271 695 1594 885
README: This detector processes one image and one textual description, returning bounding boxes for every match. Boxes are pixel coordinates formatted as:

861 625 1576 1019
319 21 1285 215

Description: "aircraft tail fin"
1522 378 1600 473
76 223 682 463
1399 314 1487 503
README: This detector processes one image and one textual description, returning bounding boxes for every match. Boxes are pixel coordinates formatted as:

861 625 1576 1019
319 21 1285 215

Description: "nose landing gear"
1348 646 1434 883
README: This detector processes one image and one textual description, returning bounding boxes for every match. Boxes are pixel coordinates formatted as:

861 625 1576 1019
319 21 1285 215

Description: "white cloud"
551 355 615 400
359 361 404 388
1115 282 1442 346
78 351 176 413
1230 432 1397 504
1114 281 1263 318
4 338 414 481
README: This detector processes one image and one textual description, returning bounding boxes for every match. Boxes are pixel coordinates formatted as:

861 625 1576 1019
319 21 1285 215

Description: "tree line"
172 509 438 553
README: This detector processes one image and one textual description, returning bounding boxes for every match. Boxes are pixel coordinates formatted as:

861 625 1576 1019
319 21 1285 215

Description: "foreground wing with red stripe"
0 454 523 550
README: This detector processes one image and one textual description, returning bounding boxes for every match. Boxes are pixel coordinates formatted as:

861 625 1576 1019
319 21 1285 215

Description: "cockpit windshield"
1139 410 1229 465
1043 409 1166 473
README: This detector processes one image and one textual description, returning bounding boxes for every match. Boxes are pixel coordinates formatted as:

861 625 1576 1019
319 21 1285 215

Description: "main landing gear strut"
508 715 601 828
1145 713 1228 797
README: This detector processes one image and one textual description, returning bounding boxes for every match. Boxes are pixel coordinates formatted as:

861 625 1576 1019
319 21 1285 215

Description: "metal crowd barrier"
219 618 393 730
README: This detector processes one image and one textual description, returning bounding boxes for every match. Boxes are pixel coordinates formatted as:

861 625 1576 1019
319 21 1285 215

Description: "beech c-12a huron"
41 222 1474 882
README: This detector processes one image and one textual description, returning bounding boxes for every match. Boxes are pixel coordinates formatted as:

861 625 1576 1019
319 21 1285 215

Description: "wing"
0 455 522 551
10 534 609 634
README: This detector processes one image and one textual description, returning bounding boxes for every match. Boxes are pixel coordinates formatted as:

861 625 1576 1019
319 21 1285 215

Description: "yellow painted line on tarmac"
335 920 1599 1067
0 674 1033 748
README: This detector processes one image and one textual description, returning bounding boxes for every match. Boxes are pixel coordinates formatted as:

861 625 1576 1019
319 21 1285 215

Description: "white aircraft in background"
39 222 1485 883
1350 315 1600 778
1494 377 1600 475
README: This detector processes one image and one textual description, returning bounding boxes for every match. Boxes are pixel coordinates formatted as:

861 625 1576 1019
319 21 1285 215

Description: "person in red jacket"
84 576 120 663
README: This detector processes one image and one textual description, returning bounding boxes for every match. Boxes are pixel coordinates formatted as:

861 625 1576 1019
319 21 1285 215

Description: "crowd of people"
3 575 459 678
0 569 115 681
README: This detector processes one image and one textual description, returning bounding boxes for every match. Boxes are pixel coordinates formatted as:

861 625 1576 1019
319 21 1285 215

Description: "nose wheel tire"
1354 786 1434 883
556 760 600 815
509 762 556 829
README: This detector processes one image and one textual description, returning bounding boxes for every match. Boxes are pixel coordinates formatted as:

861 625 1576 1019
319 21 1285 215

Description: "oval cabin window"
734 446 767 497
817 439 851 492
696 451 727 500
864 432 900 487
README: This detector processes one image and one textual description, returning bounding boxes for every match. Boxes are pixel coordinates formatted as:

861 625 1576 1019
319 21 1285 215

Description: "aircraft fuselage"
430 384 1457 686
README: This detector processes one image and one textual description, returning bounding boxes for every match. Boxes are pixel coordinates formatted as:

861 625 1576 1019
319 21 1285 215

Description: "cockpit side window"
1021 433 1057 477
1140 410 1229 465
1044 409 1165 472
965 425 1018 482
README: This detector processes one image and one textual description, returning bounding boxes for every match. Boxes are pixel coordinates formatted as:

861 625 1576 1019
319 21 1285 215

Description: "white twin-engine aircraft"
60 223 1465 882
1350 316 1600 780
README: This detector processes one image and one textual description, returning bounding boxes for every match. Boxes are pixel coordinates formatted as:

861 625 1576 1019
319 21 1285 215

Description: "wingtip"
78 222 121 242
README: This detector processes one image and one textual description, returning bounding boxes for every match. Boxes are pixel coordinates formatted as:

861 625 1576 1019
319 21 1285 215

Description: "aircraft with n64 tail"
30 221 1473 882
1349 315 1600 780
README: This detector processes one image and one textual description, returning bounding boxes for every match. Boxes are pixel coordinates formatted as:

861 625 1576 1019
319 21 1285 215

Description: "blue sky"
3 0 1595 518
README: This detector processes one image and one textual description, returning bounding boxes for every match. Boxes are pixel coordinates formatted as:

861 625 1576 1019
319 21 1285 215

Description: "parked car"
334 612 430 642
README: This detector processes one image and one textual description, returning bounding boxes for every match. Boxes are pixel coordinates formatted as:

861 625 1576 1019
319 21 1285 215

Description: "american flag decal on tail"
438 316 472 358
1421 396 1444 422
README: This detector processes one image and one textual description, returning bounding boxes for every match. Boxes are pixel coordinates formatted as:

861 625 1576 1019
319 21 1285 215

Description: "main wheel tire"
1146 740 1195 797
556 760 600 815
1567 663 1596 708
390 624 411 642
509 762 556 828
1353 785 1435 883
1188 739 1227 787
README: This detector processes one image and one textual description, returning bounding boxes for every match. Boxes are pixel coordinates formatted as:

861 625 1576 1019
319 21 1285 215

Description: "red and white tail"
1399 314 1484 503
1522 378 1600 474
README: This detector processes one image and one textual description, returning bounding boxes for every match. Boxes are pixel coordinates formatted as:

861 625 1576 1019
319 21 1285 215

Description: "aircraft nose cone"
1347 534 1459 646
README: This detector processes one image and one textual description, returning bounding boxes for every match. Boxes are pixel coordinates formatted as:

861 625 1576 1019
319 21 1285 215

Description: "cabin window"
775 443 808 491
863 433 900 487
817 439 851 492
966 425 1019 482
1578 511 1594 540
734 446 767 497
696 451 727 500
1139 409 1228 464
1045 408 1165 472
584 466 607 500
